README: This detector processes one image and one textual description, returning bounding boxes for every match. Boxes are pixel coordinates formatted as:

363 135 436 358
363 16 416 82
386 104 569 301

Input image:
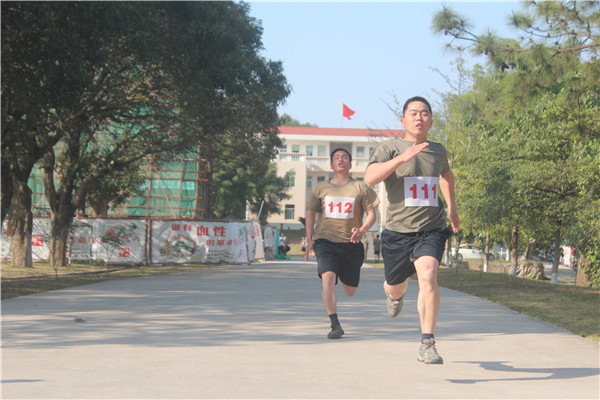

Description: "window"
278 144 287 153
291 144 300 153
287 171 295 187
306 145 313 156
317 145 326 156
284 204 295 220
369 146 375 156
306 176 313 188
356 146 365 158
317 176 325 183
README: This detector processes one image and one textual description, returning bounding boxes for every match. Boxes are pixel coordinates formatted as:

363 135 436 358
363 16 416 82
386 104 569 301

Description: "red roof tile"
278 126 403 138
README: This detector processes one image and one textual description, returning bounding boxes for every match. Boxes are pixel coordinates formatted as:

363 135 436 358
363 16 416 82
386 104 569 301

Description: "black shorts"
313 239 364 287
382 227 452 285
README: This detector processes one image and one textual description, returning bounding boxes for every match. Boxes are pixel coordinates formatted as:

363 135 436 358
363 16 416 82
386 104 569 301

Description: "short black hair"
330 148 352 163
402 96 432 117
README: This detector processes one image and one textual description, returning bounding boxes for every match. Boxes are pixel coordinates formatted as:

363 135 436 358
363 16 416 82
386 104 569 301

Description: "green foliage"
2 2 290 267
279 113 318 127
84 162 147 217
432 1 600 286
211 131 290 224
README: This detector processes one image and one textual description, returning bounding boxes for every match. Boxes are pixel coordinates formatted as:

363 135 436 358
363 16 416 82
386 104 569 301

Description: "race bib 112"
404 177 439 207
324 196 355 219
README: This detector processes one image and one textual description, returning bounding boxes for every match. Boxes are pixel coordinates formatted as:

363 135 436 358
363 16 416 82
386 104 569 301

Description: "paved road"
2 261 598 399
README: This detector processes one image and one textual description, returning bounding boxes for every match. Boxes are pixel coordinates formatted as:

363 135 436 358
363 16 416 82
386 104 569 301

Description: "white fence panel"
1 218 52 261
2 218 265 265
150 220 261 265
71 219 147 264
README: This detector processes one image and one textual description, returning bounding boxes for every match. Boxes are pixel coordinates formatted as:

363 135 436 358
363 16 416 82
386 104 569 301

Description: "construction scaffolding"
30 145 208 219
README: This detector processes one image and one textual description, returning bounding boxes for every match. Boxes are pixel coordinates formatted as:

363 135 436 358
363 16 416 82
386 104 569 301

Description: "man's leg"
383 279 408 317
414 255 443 364
383 279 408 301
413 256 440 335
321 271 337 315
321 271 344 339
340 282 357 297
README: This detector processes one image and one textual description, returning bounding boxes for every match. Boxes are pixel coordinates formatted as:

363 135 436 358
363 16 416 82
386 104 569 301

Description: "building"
27 125 402 224
266 126 404 230
29 147 208 219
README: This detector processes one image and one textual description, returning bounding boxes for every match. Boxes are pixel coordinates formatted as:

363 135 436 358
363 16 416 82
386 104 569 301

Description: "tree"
152 2 291 220
432 1 600 285
211 131 290 223
82 162 147 218
279 114 318 127
2 2 291 268
2 2 154 266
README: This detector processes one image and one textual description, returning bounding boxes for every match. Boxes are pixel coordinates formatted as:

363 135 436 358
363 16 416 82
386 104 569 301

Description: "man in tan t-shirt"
305 148 379 339
366 96 459 364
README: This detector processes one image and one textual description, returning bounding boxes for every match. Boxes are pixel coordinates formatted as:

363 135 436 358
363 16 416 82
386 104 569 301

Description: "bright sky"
248 1 522 130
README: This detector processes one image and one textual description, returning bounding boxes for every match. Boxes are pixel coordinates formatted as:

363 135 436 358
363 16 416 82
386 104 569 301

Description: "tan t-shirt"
368 138 450 233
308 179 380 243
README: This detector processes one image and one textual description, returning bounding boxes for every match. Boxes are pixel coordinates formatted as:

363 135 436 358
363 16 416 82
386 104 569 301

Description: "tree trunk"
445 235 452 267
452 235 462 268
49 211 72 268
8 179 34 267
524 236 536 260
41 154 76 269
483 232 490 273
576 256 591 288
198 141 213 219
1 158 14 225
90 198 110 217
509 225 518 275
551 228 562 285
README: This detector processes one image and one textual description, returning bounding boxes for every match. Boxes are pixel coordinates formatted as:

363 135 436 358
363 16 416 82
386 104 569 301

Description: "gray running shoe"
417 338 444 364
327 325 344 339
386 296 403 317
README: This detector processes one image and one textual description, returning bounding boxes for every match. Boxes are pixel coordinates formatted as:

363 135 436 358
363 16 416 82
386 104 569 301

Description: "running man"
365 96 459 363
305 148 379 339
373 234 382 262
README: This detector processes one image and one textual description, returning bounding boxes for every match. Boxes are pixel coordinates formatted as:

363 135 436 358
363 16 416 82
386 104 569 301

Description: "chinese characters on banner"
1 218 265 265
150 220 263 264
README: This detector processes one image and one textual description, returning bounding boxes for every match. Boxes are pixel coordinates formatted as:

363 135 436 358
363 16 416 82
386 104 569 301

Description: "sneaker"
417 338 444 364
327 325 345 339
386 296 403 317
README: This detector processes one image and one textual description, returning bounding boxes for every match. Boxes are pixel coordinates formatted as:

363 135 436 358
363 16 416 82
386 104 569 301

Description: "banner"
1 218 51 261
71 219 147 264
150 220 261 265
2 218 265 266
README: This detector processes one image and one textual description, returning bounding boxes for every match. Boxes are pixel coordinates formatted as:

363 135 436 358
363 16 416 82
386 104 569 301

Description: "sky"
248 1 522 130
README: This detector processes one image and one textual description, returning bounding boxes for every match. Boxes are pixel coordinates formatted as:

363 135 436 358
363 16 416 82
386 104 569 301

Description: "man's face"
401 101 433 139
331 150 351 173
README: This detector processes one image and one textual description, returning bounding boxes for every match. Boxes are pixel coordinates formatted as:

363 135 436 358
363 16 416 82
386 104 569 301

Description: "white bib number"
404 177 439 207
324 196 355 219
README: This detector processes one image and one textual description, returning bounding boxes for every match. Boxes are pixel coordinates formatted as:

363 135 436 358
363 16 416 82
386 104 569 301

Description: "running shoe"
386 296 403 317
417 338 444 364
327 325 344 339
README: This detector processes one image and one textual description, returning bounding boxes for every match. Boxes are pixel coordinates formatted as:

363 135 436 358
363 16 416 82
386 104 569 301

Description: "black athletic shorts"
313 239 364 287
382 227 452 285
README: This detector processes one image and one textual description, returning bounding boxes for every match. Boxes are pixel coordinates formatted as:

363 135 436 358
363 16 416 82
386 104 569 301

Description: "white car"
451 244 500 262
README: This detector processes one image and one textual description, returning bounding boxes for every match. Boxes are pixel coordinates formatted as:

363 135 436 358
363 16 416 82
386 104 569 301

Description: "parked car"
450 244 500 262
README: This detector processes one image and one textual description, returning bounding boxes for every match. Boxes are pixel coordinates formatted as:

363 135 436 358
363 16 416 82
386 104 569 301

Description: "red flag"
342 103 355 120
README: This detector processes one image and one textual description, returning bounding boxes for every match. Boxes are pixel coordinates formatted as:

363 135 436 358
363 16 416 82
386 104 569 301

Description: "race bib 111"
324 196 355 219
404 177 439 207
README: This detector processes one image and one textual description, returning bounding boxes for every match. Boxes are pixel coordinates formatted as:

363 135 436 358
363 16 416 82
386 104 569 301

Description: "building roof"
278 126 403 138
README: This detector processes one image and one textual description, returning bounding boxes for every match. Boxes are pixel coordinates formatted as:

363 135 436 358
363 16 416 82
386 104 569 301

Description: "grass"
435 266 600 343
1 262 218 300
2 259 599 343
